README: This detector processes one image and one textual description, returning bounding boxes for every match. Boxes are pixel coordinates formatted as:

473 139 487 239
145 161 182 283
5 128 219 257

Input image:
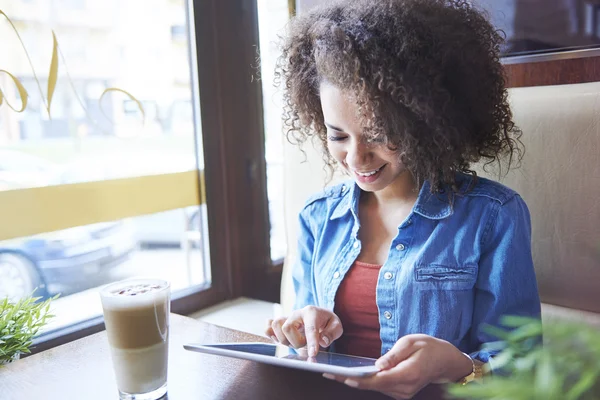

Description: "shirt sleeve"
469 194 542 365
292 205 317 311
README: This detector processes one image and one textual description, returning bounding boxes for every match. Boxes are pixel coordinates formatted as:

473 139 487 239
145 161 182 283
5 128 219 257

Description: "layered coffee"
100 279 170 398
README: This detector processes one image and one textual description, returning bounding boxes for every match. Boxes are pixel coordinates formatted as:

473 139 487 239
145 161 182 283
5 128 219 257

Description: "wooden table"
0 314 450 400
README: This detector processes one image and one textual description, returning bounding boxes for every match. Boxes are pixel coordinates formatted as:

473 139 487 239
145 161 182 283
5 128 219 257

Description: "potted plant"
449 315 600 400
0 294 57 365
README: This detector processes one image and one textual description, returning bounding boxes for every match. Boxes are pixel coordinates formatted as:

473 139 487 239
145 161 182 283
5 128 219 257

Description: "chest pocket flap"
415 264 477 290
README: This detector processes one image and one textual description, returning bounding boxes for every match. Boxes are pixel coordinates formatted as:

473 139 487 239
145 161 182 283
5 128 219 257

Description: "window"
257 0 290 263
0 0 271 346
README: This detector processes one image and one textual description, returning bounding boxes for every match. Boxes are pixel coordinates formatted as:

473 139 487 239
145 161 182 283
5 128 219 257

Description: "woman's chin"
354 177 389 193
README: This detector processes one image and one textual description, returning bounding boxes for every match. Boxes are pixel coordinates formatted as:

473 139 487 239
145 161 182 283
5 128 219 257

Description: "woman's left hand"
323 334 473 400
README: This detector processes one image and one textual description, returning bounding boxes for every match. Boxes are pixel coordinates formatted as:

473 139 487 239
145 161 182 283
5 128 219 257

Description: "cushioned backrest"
483 83 600 315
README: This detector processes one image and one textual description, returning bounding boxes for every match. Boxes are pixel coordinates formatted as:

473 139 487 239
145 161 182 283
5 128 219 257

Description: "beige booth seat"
280 82 600 328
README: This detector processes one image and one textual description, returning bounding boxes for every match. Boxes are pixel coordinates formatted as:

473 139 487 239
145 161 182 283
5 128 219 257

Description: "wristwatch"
459 353 484 385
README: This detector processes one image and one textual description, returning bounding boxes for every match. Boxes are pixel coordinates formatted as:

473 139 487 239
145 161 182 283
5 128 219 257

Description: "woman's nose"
346 139 372 167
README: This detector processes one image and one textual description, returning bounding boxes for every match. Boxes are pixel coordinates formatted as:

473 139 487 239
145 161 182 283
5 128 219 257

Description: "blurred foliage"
449 316 600 400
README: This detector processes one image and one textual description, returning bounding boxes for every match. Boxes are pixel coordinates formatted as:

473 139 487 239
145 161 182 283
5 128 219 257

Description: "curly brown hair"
276 0 522 193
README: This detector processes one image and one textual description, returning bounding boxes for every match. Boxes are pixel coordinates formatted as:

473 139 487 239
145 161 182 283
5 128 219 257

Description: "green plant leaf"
486 348 515 371
449 377 537 399
482 324 510 341
500 315 541 328
0 291 57 363
506 322 543 343
566 368 600 400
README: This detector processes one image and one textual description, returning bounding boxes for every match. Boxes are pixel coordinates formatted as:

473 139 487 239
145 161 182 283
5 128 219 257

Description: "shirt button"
384 272 393 280
333 271 340 279
384 311 392 319
353 241 359 249
395 243 405 251
341 185 347 192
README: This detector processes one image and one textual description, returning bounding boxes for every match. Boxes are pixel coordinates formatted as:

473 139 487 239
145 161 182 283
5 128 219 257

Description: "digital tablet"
183 342 380 377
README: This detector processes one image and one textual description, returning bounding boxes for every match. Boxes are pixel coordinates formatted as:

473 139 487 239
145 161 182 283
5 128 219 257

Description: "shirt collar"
413 180 453 220
330 181 360 221
329 175 473 221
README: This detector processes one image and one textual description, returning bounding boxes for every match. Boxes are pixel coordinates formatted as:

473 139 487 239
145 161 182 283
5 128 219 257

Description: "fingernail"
270 336 278 343
323 373 335 380
321 335 330 346
375 359 389 370
345 379 359 388
309 345 317 357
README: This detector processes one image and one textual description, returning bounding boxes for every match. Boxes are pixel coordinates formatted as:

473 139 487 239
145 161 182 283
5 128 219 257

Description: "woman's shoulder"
459 173 522 206
299 180 356 225
302 180 353 209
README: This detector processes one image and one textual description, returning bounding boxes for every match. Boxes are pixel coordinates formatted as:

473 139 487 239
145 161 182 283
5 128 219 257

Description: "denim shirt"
292 173 541 363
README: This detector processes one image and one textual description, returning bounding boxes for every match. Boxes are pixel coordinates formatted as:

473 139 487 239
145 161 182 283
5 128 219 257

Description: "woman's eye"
327 135 347 142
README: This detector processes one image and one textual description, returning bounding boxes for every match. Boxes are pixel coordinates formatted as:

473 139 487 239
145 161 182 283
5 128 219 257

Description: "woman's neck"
362 171 419 210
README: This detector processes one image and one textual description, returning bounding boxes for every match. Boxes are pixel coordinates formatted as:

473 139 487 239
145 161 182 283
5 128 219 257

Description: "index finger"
302 307 339 357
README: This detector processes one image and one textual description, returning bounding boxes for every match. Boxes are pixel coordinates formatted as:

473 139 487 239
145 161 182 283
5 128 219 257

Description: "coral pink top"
333 260 383 359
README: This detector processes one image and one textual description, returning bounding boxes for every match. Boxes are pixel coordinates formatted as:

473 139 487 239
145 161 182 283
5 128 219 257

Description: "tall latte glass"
100 279 170 400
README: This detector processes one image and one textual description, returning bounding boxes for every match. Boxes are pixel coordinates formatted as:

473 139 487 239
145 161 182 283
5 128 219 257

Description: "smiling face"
320 81 409 194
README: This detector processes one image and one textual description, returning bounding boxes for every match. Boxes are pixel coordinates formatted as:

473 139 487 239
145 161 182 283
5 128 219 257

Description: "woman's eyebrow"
324 122 345 132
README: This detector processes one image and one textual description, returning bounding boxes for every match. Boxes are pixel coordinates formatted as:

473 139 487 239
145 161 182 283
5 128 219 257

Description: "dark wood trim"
504 55 600 88
249 261 284 303
192 0 235 299
29 317 105 357
170 284 228 316
193 0 272 301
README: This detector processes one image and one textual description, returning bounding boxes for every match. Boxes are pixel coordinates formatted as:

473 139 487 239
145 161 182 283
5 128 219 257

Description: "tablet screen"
202 343 377 368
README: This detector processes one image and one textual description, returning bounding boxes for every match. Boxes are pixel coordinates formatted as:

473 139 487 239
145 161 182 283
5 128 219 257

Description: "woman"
266 0 541 398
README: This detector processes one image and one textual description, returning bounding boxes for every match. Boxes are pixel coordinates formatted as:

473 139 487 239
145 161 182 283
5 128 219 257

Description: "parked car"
0 221 136 301
0 150 137 301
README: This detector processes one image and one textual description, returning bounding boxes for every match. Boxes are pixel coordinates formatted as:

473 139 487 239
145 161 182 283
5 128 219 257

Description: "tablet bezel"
183 342 381 377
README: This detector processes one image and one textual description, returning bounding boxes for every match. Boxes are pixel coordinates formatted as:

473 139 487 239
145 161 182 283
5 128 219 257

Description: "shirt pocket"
414 264 477 290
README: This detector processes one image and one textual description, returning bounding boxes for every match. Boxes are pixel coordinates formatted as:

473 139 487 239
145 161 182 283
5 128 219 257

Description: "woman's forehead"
319 83 361 128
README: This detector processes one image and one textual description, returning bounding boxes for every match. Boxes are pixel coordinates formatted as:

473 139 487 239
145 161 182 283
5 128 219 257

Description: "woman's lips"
353 164 386 184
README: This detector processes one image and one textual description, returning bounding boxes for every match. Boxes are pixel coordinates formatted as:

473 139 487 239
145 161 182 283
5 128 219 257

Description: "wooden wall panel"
504 56 600 88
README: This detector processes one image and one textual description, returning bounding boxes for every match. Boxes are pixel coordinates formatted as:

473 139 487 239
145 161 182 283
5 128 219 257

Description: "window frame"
22 0 274 353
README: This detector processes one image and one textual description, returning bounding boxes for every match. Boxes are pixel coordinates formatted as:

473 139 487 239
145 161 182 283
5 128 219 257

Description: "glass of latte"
100 279 170 400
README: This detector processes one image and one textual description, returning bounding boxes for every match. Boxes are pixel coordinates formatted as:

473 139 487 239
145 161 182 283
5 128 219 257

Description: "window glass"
257 0 289 262
0 0 209 333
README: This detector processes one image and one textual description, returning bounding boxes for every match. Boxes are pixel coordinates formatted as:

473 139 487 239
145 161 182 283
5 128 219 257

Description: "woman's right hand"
265 306 343 357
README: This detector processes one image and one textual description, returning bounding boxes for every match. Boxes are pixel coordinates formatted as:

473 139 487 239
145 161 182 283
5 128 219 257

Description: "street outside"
43 247 207 334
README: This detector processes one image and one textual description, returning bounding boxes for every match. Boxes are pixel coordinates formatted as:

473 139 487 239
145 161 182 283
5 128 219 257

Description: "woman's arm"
292 204 318 310
469 194 542 365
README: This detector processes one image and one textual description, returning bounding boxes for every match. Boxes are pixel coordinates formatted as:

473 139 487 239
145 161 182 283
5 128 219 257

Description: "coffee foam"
101 279 169 310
